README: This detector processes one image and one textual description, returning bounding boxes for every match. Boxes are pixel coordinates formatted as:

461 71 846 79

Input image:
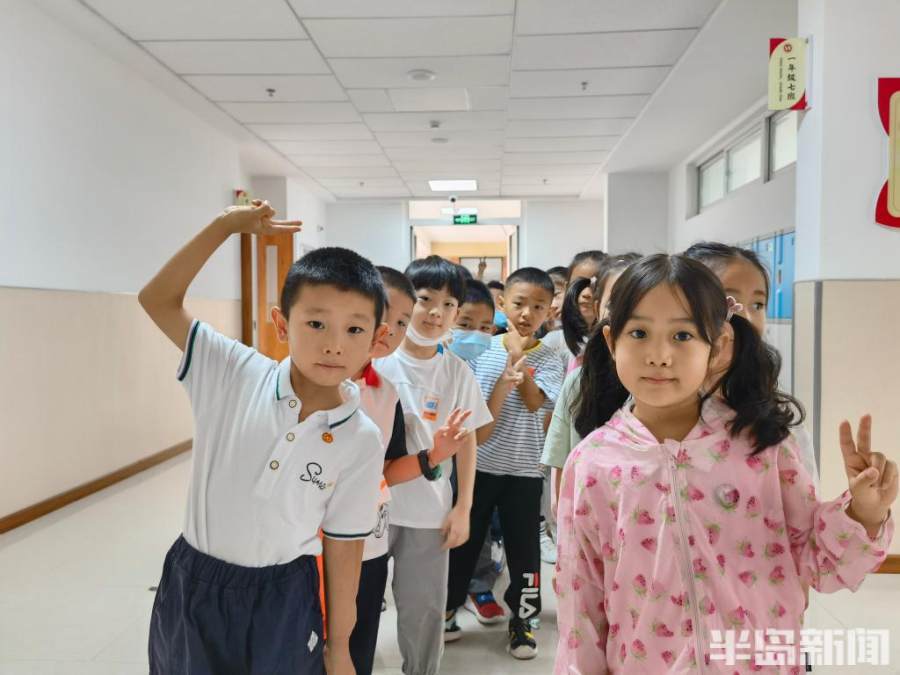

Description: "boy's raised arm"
138 201 301 350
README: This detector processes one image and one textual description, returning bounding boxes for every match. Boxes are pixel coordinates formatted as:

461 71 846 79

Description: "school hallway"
0 451 896 674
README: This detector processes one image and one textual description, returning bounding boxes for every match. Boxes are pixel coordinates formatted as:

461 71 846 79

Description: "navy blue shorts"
149 535 324 675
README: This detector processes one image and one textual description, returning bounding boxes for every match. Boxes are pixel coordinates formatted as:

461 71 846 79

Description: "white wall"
520 199 604 270
605 172 669 255
325 201 410 270
0 0 252 300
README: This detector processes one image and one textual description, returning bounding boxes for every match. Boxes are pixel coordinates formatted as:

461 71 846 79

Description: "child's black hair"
547 265 569 283
567 249 607 281
572 254 803 451
280 247 387 326
505 266 555 297
463 279 495 311
404 255 466 303
562 252 643 357
487 280 505 292
456 264 474 281
376 265 416 306
683 241 770 299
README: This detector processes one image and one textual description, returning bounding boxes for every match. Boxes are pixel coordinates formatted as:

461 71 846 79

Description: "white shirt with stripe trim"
374 344 492 529
178 320 384 567
473 333 565 478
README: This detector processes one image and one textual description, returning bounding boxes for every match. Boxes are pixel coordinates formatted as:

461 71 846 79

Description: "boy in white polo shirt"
139 200 386 675
374 256 492 675
349 266 473 675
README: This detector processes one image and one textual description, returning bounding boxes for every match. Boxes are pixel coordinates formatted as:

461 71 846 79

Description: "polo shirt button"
289 399 297 408
270 460 280 470
286 432 295 441
322 432 334 444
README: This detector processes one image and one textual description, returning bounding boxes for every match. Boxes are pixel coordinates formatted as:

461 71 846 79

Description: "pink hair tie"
725 296 745 321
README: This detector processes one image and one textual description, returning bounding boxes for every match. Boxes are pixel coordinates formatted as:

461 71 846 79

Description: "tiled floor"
0 454 897 674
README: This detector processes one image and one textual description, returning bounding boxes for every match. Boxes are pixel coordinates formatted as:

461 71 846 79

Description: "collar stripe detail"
329 410 358 429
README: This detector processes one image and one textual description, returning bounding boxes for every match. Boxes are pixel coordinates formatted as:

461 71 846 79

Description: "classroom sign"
768 38 808 111
876 78 900 229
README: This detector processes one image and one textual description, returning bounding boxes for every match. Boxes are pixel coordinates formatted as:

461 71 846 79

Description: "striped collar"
275 358 359 429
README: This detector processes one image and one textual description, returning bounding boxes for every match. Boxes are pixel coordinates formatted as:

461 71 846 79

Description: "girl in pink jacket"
554 254 896 674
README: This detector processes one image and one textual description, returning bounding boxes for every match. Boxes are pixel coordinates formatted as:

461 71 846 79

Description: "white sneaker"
539 530 557 564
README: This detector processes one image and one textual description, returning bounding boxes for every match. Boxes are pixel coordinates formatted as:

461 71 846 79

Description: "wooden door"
256 232 294 360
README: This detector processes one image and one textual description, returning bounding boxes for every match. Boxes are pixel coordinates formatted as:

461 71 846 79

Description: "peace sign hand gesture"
499 353 527 389
841 415 898 537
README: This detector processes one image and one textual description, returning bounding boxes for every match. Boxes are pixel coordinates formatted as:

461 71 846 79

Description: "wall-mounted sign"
768 38 808 111
453 214 477 224
876 78 900 229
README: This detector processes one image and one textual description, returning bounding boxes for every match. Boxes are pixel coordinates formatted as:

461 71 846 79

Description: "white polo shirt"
178 320 384 567
374 345 492 529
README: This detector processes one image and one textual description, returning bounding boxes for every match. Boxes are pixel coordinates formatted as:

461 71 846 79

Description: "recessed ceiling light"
431 137 449 144
429 179 477 192
407 69 437 82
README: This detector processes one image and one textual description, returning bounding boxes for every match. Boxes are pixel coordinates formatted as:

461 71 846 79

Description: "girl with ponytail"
554 254 896 673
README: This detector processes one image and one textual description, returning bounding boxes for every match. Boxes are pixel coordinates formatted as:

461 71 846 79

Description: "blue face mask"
494 309 508 330
449 329 492 362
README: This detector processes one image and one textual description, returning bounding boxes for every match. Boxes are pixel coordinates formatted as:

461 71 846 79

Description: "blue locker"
775 231 795 320
755 236 777 319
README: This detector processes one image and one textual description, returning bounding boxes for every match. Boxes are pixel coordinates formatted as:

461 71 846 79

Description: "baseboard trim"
0 440 192 534
877 555 900 574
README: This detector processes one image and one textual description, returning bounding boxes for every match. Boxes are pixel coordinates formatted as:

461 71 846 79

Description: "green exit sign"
453 214 477 224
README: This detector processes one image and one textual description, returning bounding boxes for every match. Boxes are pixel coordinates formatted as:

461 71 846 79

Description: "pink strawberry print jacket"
554 397 892 674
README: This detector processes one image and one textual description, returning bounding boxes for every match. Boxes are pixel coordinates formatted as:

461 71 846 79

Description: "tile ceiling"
82 0 722 200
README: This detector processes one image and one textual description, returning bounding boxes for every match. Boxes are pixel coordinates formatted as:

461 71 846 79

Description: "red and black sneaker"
463 591 506 625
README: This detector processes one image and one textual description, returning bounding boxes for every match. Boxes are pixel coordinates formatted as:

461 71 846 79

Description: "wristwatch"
417 450 443 481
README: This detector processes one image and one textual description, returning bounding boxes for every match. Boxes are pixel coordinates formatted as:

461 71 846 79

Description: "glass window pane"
770 111 798 172
699 156 726 209
727 132 762 191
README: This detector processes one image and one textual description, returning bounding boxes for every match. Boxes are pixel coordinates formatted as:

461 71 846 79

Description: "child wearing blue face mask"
451 280 496 365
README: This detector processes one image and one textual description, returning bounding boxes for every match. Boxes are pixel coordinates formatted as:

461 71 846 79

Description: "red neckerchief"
361 362 381 388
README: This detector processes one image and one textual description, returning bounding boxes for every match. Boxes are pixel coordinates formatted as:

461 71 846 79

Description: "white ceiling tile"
363 111 506 132
376 130 506 147
270 140 383 154
305 166 400 178
505 136 618 151
401 171 501 181
504 151 609 164
289 0 514 18
515 0 720 35
510 68 669 98
500 175 591 185
143 40 328 74
386 147 503 160
506 118 632 136
220 102 361 123
332 189 413 198
318 178 408 188
347 90 394 112
84 0 307 40
289 154 390 167
249 123 374 140
508 95 647 119
503 164 598 175
329 56 510 88
388 88 471 112
512 30 697 70
467 86 510 110
304 17 513 58
393 159 502 172
184 75 346 102
501 184 582 196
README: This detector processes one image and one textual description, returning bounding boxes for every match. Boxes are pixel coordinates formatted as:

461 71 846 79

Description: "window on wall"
769 111 798 173
699 154 726 209
727 131 763 191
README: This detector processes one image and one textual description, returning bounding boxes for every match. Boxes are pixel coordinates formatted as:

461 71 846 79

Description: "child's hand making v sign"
841 416 898 537
429 408 474 465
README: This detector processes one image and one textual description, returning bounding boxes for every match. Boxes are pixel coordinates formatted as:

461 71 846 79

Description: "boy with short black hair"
449 279 495 363
139 201 386 675
374 255 492 675
446 266 565 660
